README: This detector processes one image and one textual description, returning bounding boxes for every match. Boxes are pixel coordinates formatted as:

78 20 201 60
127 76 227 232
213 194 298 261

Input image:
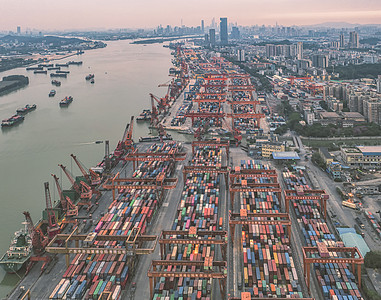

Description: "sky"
0 0 381 31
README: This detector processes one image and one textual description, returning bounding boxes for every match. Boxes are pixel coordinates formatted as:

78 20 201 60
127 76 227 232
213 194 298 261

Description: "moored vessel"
0 221 32 273
1 115 25 127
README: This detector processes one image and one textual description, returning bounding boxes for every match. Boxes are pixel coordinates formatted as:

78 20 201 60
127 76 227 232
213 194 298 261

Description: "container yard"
7 46 369 300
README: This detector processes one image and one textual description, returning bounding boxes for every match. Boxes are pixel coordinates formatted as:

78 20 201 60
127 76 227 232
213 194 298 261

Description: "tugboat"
51 80 61 86
16 104 37 114
0 220 32 273
49 90 56 97
1 115 25 127
59 96 73 107
85 74 94 80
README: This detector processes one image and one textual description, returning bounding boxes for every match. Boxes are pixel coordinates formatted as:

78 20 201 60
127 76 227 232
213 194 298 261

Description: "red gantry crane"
150 93 169 114
58 164 92 208
114 116 135 158
51 174 78 220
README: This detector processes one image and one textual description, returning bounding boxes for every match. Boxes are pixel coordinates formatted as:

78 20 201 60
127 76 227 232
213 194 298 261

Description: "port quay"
3 45 366 300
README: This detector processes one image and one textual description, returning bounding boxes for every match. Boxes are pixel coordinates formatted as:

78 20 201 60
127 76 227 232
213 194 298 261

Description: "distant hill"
0 35 88 45
307 22 380 28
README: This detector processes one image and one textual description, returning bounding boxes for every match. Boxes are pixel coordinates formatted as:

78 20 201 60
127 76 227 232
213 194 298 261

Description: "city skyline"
0 0 380 31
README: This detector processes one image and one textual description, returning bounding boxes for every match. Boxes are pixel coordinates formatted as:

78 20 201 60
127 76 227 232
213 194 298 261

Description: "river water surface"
0 40 175 297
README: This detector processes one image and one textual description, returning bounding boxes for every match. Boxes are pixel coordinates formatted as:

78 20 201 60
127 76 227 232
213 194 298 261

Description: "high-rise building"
339 33 345 48
265 44 276 58
17 26 21 34
237 49 245 62
349 31 359 48
219 17 228 45
297 42 303 60
377 75 381 94
201 20 204 33
231 27 240 39
209 29 216 46
312 54 329 68
204 34 209 45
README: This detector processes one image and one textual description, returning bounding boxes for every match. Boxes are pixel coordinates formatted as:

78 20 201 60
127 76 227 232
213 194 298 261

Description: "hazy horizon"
0 0 380 31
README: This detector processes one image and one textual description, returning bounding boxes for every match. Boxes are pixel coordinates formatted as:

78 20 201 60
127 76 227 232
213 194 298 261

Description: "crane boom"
70 154 89 181
51 174 78 217
58 164 80 193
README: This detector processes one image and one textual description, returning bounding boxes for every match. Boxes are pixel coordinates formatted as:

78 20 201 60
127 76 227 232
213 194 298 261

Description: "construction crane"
114 116 135 158
58 164 92 208
70 154 101 186
51 174 78 220
44 182 61 239
23 211 48 255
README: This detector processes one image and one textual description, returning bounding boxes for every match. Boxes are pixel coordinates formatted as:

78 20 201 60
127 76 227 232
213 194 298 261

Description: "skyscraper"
17 26 21 34
209 29 216 47
349 31 359 48
220 17 228 45
201 20 204 33
312 54 328 68
339 33 345 48
297 42 303 60
377 75 381 94
231 27 240 40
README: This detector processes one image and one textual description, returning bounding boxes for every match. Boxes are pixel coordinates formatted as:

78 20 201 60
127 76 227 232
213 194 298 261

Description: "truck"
355 217 365 229
342 200 359 210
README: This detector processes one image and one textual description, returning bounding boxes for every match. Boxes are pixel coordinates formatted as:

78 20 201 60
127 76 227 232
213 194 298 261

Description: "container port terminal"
6 46 370 300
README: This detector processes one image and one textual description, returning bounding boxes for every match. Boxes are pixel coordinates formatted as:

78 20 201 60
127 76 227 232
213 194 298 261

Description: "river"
0 40 175 297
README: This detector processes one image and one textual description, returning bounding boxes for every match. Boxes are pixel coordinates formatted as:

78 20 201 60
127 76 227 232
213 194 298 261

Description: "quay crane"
23 211 51 274
70 154 101 186
222 118 242 147
44 182 61 239
51 174 78 223
150 93 169 114
150 95 160 128
58 164 92 209
23 211 48 255
114 116 135 158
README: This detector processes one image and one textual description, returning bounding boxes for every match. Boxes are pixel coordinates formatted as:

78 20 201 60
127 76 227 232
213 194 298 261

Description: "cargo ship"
49 90 56 97
0 221 32 273
16 104 37 114
51 80 61 86
1 115 24 127
59 96 73 107
68 61 83 65
85 74 94 80
34 70 47 74
50 73 67 78
136 109 151 122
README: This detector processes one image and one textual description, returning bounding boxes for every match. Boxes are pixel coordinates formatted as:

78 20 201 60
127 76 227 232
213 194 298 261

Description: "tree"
312 152 326 169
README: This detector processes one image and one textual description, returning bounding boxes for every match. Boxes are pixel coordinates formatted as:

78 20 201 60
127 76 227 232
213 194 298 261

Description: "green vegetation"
360 38 380 45
364 251 381 269
0 58 37 73
312 152 326 169
327 63 381 79
276 100 381 138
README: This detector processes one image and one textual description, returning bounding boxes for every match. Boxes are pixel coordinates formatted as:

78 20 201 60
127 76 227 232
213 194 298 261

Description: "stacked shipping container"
49 142 180 299
283 169 364 300
237 160 305 298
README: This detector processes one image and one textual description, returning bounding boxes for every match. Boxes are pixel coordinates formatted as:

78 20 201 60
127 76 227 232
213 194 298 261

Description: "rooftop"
358 146 381 156
319 112 341 119
272 151 300 160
